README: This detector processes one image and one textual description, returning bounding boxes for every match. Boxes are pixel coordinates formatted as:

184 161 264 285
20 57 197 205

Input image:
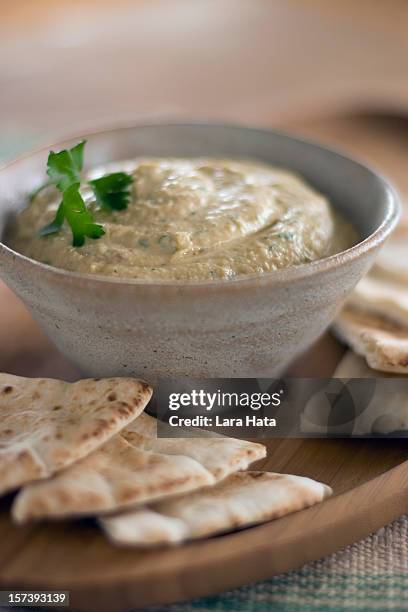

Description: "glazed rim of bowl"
0 121 400 292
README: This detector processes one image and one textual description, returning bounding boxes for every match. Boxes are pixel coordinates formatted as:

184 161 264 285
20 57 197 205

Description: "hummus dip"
10 158 356 281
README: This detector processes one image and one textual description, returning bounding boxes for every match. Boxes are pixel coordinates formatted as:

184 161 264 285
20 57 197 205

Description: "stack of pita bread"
304 225 408 436
0 372 331 547
301 351 408 435
334 226 408 375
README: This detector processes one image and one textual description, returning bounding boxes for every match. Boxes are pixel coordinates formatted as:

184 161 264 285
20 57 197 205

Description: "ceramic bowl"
0 124 400 380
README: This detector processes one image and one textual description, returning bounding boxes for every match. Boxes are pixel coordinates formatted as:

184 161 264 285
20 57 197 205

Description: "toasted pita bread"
346 276 408 328
100 471 332 546
0 373 151 496
301 351 408 435
12 414 266 523
333 307 408 373
123 413 266 481
332 222 408 373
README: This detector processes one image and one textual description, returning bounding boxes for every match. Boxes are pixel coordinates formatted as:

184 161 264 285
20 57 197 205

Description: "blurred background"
1 0 408 374
2 1 408 171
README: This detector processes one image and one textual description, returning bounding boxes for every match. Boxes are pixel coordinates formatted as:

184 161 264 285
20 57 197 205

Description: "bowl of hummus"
0 123 399 379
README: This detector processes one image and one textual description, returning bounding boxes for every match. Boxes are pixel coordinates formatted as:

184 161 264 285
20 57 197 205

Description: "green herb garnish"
89 172 133 211
47 140 85 191
39 140 103 246
30 140 85 202
39 202 65 237
39 184 105 246
63 186 105 247
37 141 132 247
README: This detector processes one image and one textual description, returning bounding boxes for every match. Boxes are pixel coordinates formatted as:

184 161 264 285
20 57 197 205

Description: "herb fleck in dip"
10 158 357 280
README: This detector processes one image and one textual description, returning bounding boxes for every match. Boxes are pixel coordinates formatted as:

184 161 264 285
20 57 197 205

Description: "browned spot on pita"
108 393 117 402
18 450 31 461
210 467 223 479
3 429 13 435
54 490 105 508
2 386 13 394
15 450 43 477
56 491 73 505
53 449 71 462
81 492 106 505
28 499 49 514
52 405 62 411
117 404 132 418
88 419 110 438
118 486 142 502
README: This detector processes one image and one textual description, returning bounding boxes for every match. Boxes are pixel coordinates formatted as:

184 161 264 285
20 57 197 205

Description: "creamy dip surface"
10 158 357 281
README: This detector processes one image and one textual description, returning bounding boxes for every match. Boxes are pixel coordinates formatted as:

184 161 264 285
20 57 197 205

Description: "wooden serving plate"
2 110 408 610
1 286 408 611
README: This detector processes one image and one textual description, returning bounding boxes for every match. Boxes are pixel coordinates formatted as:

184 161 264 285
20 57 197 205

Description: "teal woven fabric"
149 514 408 611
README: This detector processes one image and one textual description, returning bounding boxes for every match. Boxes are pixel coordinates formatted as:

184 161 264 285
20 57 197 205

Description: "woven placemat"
149 514 408 611
2 514 407 611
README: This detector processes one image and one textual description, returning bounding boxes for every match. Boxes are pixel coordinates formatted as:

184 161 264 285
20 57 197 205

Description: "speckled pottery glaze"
0 124 400 381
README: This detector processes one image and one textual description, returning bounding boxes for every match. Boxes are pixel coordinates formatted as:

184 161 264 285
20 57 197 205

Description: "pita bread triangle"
100 471 332 546
0 373 152 496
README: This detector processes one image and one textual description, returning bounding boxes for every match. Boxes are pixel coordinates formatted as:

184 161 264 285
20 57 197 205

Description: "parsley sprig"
47 140 85 191
89 172 133 211
37 140 133 247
